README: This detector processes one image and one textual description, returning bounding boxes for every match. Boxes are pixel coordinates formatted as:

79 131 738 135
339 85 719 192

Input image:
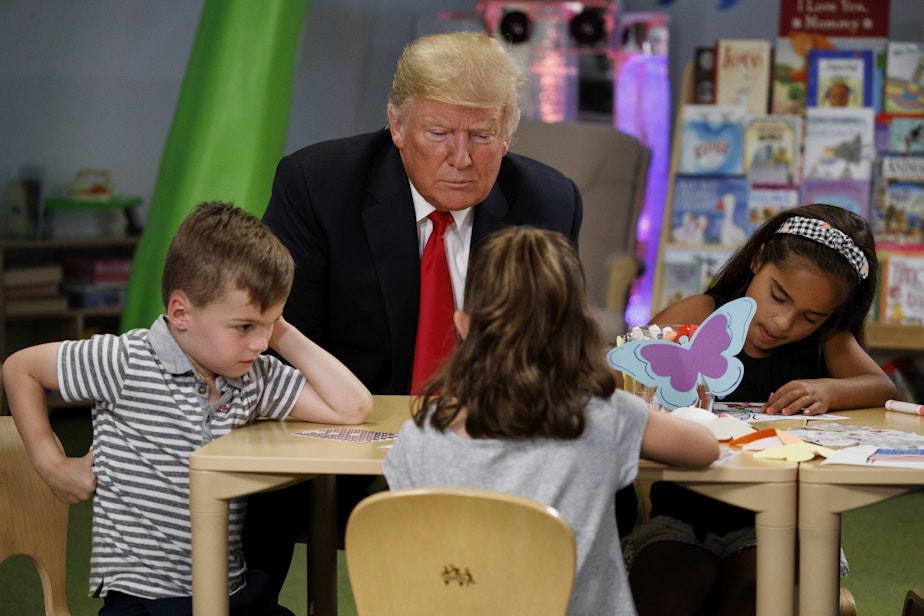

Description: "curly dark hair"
414 226 616 440
707 203 876 343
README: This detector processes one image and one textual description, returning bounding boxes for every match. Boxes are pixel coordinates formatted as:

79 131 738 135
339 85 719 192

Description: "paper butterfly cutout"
606 297 757 410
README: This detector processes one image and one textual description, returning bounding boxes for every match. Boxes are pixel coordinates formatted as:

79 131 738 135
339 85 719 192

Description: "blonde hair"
388 32 526 140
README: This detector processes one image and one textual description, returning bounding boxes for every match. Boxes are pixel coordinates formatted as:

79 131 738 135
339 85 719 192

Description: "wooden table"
796 407 924 616
189 395 412 615
189 395 799 616
638 451 798 616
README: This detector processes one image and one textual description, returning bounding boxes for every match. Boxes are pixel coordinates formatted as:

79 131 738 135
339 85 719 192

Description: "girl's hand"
41 450 97 504
762 380 833 416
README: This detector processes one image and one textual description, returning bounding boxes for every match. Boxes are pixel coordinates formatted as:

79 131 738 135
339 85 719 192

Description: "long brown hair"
707 203 876 342
415 226 616 439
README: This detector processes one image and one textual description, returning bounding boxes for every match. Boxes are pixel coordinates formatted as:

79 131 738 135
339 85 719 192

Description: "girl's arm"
648 294 716 326
2 343 97 503
270 317 373 424
766 330 900 415
639 409 720 467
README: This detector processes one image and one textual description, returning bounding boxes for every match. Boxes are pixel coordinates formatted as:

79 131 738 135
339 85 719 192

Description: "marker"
885 400 924 416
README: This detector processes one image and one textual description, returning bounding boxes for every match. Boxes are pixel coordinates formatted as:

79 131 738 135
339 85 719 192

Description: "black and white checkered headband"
775 216 869 280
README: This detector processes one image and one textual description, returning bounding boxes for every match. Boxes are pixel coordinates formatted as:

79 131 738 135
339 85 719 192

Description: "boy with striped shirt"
2 201 372 615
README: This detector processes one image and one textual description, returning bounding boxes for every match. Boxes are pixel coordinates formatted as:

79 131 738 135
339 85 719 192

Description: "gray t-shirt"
383 389 649 616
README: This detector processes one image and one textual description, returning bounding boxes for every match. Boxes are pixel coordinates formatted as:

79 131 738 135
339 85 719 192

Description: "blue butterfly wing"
608 340 701 409
697 297 756 397
606 297 757 409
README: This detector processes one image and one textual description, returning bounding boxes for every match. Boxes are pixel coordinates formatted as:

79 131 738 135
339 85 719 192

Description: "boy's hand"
43 450 97 504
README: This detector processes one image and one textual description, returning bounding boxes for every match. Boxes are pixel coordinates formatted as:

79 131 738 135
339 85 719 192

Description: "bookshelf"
0 236 138 414
654 62 924 353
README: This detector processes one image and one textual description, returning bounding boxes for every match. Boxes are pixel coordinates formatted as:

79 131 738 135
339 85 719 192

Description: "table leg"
190 470 308 615
190 469 231 615
686 481 796 616
307 475 338 616
798 483 912 616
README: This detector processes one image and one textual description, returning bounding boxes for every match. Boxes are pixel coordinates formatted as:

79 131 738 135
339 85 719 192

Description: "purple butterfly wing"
688 315 732 380
639 315 732 392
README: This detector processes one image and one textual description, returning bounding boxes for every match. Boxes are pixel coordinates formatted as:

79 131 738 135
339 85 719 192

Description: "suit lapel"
471 183 510 246
362 146 420 375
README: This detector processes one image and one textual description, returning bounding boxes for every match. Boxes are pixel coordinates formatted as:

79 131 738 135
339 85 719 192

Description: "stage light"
500 10 531 44
569 8 606 46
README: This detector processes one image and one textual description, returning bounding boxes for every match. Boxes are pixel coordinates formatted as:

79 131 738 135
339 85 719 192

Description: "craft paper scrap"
713 402 847 423
823 445 924 470
729 427 803 449
293 428 397 443
786 424 924 448
753 441 835 462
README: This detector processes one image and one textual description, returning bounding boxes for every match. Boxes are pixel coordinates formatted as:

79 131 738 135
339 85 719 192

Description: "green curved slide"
121 0 309 331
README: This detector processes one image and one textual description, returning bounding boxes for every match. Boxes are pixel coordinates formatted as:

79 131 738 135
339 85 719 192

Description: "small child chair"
345 486 576 616
0 416 72 615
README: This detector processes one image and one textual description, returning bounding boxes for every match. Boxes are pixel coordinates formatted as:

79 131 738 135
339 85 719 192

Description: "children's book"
886 116 924 154
872 155 924 242
671 176 750 246
803 107 875 181
879 250 924 325
884 42 924 115
655 246 734 314
714 39 773 115
743 115 802 185
800 178 871 220
806 48 874 108
772 0 890 115
678 105 746 176
747 185 800 235
658 260 705 310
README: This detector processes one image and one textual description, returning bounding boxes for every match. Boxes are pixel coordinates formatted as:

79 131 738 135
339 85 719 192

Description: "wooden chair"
903 588 924 616
344 487 576 616
510 119 650 341
0 416 72 615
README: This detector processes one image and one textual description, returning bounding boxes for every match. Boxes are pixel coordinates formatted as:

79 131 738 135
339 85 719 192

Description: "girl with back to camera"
384 226 719 616
623 203 899 616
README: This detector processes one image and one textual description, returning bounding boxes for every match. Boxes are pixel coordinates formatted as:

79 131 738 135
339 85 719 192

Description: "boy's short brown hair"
161 201 294 311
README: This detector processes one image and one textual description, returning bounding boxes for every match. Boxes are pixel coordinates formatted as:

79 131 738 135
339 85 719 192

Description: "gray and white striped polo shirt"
58 316 305 600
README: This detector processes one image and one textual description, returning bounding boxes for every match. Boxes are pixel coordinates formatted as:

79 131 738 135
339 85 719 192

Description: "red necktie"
411 211 456 394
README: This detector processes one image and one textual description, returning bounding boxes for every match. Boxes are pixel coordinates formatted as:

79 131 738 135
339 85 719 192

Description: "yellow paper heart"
753 441 835 462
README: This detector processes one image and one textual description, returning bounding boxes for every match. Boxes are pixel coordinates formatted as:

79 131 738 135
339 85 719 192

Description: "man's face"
388 98 510 212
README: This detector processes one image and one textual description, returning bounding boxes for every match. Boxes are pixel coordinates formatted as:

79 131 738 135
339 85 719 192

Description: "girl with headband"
622 203 898 615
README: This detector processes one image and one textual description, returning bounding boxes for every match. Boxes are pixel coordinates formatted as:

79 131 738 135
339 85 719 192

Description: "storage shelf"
1 236 138 414
866 322 924 351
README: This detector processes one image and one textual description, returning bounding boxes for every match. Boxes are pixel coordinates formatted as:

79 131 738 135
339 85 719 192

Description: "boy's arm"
2 342 97 503
270 317 373 424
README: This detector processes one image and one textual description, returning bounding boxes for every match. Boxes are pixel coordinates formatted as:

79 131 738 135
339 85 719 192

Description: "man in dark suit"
245 31 583 606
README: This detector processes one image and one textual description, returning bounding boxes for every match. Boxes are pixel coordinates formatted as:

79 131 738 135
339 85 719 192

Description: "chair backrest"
510 119 650 329
345 487 576 616
0 416 72 616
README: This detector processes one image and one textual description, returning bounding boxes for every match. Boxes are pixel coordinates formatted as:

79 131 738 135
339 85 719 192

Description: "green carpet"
2 409 921 615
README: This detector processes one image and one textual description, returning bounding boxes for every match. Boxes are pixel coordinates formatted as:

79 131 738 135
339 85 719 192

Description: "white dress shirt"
410 182 474 311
